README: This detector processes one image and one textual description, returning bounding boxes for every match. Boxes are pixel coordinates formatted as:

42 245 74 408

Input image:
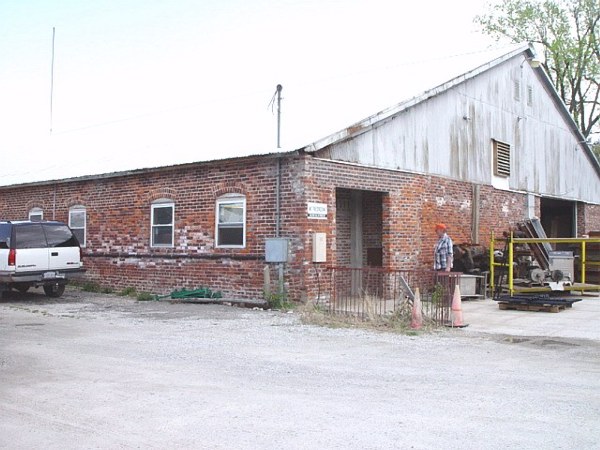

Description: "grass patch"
82 282 102 293
136 292 155 301
72 280 113 295
298 298 438 335
265 291 294 310
118 287 137 297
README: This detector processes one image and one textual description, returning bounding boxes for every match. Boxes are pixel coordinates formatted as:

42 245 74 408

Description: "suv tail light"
8 249 16 266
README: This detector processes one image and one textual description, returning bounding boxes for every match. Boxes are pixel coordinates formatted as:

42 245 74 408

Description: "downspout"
275 156 284 298
276 157 281 237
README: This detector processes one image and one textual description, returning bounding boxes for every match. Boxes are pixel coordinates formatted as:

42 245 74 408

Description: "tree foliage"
592 141 600 161
476 0 599 137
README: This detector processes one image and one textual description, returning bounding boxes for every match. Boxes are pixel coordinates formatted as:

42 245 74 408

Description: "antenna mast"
276 84 282 148
50 27 55 134
269 84 283 148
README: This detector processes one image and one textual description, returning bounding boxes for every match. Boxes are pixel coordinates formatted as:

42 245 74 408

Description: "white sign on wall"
307 202 327 219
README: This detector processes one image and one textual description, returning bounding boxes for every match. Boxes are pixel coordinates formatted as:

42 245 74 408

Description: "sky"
0 0 521 186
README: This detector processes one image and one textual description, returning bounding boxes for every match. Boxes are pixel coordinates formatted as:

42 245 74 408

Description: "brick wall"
1 152 593 302
301 157 530 264
293 156 535 300
0 156 300 299
579 203 600 235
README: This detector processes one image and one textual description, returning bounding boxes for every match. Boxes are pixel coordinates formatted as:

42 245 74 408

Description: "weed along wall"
1 152 598 302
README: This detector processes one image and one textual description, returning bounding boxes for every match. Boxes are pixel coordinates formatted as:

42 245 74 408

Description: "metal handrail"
489 233 600 296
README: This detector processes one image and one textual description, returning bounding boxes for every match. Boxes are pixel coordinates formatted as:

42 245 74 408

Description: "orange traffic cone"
410 288 423 329
450 284 468 328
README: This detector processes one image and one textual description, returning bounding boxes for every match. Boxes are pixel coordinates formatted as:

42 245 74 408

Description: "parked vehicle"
0 221 85 297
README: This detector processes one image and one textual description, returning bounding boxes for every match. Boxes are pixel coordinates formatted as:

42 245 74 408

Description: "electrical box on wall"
265 238 289 263
312 233 326 263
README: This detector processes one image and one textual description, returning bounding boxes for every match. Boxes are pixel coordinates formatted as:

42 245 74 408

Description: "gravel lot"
1 288 599 449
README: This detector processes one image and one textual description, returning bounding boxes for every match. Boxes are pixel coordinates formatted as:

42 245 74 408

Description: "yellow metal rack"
489 233 600 296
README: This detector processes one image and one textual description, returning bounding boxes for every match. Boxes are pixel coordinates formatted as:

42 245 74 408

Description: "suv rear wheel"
43 283 65 298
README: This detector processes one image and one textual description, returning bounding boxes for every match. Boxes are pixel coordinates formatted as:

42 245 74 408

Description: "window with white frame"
28 207 43 222
69 206 86 247
216 194 246 248
151 200 174 247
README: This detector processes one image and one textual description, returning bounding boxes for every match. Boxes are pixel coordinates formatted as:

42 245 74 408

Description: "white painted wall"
317 55 600 204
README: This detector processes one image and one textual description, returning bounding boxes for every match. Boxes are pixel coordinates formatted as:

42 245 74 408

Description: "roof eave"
531 64 600 178
0 150 298 190
303 44 532 153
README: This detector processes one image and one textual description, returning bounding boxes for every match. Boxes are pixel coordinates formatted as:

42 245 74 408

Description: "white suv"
0 221 85 298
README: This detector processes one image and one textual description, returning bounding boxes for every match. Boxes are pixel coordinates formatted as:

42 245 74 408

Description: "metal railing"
489 234 600 296
323 267 460 323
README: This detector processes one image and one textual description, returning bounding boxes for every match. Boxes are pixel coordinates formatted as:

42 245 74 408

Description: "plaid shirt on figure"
434 233 453 270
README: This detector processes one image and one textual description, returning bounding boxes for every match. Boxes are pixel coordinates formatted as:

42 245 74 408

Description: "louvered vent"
494 140 511 177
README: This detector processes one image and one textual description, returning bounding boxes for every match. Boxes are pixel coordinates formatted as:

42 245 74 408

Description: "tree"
592 141 600 161
476 0 599 137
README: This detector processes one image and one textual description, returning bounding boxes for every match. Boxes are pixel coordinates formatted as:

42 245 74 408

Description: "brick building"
1 46 599 301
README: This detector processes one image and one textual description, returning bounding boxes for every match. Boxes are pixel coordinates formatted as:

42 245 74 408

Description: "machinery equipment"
490 219 600 297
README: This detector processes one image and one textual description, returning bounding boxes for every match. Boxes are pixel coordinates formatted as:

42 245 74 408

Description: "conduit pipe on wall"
276 156 281 238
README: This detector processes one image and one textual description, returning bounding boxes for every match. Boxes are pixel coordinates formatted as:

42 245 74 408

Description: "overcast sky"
0 0 521 186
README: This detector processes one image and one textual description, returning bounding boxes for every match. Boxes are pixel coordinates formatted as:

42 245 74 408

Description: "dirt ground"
1 288 599 449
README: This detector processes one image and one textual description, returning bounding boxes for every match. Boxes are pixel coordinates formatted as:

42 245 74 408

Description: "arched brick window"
28 207 43 222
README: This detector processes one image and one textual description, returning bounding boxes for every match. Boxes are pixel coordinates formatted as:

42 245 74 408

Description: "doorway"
540 197 576 238
335 188 384 268
335 188 384 296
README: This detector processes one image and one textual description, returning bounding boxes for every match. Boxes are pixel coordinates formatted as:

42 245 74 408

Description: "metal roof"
2 44 597 189
0 151 295 190
301 44 600 178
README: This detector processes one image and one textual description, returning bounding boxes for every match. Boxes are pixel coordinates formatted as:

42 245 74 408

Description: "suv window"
15 224 48 249
0 224 11 249
43 224 80 248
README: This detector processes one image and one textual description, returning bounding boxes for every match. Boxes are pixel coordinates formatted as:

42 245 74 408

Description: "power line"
48 43 519 136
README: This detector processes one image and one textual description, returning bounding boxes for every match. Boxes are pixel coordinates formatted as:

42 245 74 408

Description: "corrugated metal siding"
317 57 600 204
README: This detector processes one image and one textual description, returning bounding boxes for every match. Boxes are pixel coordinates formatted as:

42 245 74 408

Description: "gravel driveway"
1 288 599 449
